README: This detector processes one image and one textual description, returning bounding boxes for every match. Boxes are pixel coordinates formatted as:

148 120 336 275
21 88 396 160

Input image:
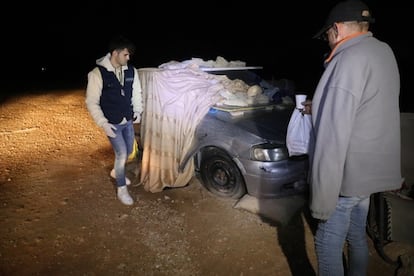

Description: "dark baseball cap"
313 0 375 39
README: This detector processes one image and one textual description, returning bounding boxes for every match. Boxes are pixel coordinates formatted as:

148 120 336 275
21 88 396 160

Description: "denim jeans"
107 120 135 187
315 195 370 276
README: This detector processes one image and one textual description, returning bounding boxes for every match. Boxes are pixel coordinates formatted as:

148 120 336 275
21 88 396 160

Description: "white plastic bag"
286 109 312 156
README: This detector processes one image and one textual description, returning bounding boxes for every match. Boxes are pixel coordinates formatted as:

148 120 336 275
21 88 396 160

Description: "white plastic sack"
286 109 312 156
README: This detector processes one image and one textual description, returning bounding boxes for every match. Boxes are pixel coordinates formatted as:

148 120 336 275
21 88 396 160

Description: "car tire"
199 148 246 199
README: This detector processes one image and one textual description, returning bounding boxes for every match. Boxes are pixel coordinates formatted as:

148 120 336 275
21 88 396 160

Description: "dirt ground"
1 89 413 276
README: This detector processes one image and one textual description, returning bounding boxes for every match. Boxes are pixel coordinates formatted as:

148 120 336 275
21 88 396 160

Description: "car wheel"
199 148 246 199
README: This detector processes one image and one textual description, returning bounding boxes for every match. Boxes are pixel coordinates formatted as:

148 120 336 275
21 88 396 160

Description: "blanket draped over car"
138 66 224 192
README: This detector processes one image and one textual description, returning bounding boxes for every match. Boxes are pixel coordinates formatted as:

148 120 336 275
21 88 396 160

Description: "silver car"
179 69 309 199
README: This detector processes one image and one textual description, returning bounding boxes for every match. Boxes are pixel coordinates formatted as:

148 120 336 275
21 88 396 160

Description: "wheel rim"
209 160 235 192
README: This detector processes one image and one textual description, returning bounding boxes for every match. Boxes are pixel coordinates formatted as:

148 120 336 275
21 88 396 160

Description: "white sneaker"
110 169 131 185
117 186 133 205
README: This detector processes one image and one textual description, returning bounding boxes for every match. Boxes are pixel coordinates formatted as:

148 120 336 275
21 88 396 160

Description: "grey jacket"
309 32 401 220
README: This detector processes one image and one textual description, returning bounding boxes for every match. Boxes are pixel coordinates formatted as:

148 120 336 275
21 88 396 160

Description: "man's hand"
301 100 312 115
133 112 141 124
102 122 117 138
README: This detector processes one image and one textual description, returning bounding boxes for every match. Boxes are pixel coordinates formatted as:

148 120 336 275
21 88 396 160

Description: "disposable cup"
295 94 307 109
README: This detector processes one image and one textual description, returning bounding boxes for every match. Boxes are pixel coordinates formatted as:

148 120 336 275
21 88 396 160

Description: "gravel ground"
0 89 412 275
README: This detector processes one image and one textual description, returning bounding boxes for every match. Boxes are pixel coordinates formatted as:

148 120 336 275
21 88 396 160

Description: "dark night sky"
3 1 412 111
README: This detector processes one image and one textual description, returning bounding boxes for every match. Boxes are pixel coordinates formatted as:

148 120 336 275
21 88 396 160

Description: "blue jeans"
107 120 135 187
315 195 370 276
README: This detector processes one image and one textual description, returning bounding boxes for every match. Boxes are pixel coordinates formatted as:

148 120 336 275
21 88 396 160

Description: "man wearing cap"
305 0 401 275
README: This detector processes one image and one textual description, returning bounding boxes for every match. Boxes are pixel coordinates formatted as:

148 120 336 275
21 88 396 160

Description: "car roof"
203 67 264 86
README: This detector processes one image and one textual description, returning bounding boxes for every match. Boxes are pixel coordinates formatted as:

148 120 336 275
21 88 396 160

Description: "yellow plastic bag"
127 138 139 162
